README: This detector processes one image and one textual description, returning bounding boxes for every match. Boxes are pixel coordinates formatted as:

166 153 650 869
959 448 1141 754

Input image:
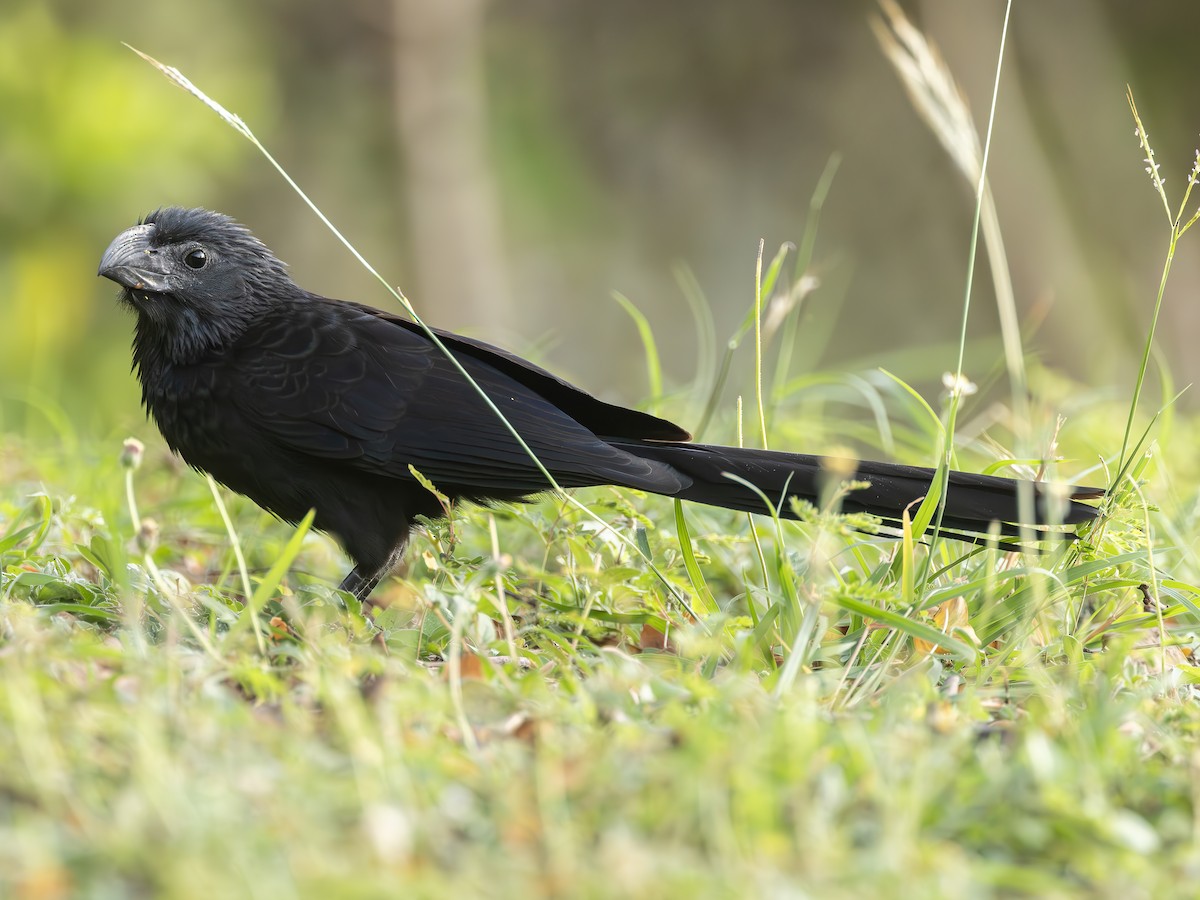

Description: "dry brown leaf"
455 652 486 680
639 622 676 654
914 596 979 656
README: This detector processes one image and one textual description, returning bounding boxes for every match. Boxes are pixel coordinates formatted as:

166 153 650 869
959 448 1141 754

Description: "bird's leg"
337 566 391 652
337 565 382 605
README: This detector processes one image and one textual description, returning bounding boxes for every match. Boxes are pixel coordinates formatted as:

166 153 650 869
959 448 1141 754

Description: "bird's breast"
141 364 239 466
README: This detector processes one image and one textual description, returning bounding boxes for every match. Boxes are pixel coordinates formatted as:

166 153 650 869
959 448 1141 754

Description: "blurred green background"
3 0 1199 443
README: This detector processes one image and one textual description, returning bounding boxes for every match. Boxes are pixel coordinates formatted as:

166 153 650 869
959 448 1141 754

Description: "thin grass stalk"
205 476 264 653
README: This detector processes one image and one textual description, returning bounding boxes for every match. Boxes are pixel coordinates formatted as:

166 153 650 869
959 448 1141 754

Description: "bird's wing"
226 301 685 495
348 302 692 442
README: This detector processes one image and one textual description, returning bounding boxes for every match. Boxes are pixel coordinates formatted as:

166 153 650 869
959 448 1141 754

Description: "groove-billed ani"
98 208 1101 600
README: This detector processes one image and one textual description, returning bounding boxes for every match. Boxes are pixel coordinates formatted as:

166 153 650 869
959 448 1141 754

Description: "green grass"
0 362 1196 898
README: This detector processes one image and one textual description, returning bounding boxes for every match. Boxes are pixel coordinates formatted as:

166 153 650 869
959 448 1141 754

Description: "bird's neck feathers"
128 280 294 372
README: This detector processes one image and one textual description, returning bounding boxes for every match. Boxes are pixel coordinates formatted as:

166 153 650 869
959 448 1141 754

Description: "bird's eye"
184 248 207 269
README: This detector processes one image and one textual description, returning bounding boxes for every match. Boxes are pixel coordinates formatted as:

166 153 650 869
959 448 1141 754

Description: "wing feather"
227 301 687 495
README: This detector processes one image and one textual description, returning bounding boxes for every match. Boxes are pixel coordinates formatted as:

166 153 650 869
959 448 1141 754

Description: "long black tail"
616 441 1102 539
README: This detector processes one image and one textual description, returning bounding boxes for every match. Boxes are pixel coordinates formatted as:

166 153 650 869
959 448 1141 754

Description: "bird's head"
99 207 292 361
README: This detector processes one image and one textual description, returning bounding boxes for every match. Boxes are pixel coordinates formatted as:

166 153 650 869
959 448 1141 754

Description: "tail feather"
616 442 1102 538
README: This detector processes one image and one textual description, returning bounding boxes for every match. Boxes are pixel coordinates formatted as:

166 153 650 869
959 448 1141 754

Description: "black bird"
98 208 1101 601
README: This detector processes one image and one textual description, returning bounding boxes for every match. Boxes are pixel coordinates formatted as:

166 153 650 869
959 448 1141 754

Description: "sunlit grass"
0 349 1194 896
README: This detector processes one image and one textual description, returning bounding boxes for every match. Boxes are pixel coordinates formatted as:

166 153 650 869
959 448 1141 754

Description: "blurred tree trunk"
392 0 510 331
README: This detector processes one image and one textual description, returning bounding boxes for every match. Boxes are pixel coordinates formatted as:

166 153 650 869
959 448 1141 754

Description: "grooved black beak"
98 224 172 293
